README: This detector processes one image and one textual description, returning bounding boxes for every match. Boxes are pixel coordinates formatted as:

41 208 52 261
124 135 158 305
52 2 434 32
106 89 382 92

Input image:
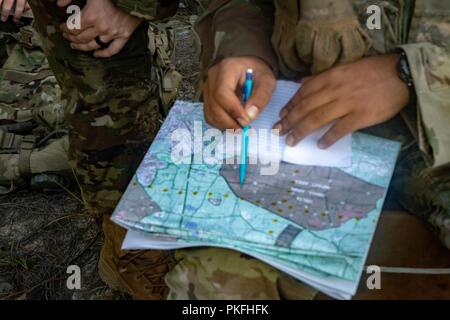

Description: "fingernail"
318 140 327 149
246 105 259 120
273 123 282 134
287 135 296 147
237 118 248 128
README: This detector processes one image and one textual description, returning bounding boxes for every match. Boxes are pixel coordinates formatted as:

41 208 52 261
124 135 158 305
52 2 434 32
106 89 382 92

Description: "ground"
0 5 199 300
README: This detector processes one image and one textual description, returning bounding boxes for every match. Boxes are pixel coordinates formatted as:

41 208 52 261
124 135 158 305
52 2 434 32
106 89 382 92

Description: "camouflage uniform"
0 11 181 194
0 21 71 194
26 0 175 216
166 0 450 299
25 0 179 300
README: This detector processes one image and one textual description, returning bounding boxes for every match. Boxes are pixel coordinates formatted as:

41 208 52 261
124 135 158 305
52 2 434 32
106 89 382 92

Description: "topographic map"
112 100 401 298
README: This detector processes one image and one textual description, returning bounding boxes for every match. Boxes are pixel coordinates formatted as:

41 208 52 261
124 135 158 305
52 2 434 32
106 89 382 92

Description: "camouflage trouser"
165 114 450 300
28 0 163 217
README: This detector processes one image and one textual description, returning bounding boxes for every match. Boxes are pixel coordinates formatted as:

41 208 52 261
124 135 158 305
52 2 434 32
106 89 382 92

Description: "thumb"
244 74 276 122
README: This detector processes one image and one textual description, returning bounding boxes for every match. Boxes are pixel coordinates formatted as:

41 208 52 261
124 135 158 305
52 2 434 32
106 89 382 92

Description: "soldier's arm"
113 0 179 21
399 24 450 168
194 0 277 78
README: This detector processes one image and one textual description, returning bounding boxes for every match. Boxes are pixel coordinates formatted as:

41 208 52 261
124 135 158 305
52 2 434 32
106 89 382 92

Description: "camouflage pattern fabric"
147 22 182 116
0 25 66 130
166 247 317 300
0 15 180 194
27 0 163 217
25 1 185 301
114 0 180 21
0 136 70 193
0 20 70 193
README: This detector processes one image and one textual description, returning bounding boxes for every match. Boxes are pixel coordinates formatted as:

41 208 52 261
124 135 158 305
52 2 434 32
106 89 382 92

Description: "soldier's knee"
166 247 284 300
392 150 450 248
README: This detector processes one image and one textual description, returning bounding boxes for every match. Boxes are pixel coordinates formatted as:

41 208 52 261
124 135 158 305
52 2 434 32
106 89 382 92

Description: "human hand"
0 0 30 23
204 56 276 129
57 0 142 58
274 54 410 148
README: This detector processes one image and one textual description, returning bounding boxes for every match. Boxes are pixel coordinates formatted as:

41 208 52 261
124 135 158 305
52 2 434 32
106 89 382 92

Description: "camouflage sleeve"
194 0 278 77
398 18 450 169
113 0 179 21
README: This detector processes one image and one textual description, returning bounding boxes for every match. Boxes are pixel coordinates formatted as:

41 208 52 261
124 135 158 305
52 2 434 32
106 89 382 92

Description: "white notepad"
250 80 352 168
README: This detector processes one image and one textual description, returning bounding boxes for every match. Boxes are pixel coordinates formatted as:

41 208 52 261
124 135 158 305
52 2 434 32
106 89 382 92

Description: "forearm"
195 0 277 78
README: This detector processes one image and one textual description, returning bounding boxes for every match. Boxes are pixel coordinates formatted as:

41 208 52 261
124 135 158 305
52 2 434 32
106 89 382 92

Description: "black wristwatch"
397 51 417 106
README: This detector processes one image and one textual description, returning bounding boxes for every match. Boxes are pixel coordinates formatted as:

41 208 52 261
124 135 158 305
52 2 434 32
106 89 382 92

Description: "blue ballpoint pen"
240 69 254 186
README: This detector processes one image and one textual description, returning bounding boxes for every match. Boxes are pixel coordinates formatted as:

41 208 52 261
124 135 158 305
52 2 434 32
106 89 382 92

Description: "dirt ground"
0 6 199 300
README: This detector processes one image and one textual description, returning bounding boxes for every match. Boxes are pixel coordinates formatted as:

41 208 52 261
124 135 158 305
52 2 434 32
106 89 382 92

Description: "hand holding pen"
203 56 276 129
